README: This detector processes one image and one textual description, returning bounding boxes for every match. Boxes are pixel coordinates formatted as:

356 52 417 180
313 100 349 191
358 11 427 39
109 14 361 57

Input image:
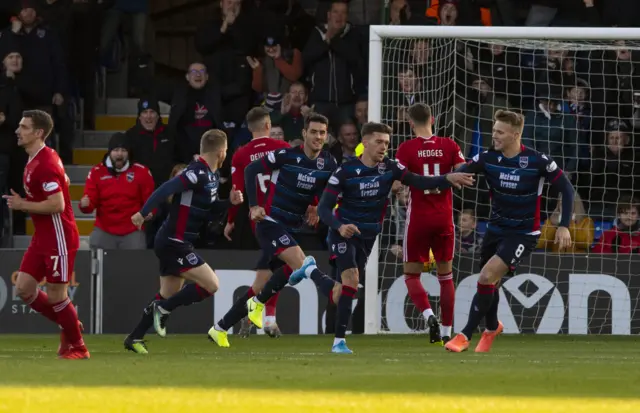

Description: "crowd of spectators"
0 0 639 254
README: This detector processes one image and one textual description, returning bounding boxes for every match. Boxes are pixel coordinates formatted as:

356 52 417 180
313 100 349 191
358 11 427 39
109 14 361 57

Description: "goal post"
364 25 640 335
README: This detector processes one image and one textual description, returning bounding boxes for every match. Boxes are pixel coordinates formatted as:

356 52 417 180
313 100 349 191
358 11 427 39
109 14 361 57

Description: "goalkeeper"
445 110 575 354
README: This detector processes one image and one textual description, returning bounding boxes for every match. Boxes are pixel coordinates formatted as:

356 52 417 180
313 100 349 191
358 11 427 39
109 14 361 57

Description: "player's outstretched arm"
4 189 65 214
139 175 186 217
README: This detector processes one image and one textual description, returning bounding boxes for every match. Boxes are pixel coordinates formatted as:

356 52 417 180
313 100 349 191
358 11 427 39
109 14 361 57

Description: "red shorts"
403 216 454 264
19 248 77 284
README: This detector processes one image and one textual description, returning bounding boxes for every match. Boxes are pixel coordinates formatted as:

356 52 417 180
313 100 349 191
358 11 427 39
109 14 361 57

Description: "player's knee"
341 269 359 288
15 284 35 302
204 276 219 295
478 271 494 285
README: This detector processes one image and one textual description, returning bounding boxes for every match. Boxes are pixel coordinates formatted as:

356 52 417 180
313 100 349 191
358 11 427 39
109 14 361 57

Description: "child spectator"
592 197 640 254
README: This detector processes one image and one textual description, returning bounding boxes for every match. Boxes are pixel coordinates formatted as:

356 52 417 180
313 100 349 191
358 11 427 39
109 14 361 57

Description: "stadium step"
66 165 92 183
12 235 91 250
73 148 105 166
96 98 170 116
82 131 113 148
95 114 169 131
69 184 85 201
26 217 94 236
72 200 95 218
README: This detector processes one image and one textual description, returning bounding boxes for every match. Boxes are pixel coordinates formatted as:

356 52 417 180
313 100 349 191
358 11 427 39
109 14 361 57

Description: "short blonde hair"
200 129 227 154
494 109 525 134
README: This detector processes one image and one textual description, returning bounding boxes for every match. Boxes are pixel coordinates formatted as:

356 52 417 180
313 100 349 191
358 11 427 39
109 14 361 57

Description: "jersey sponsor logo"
519 156 529 168
317 157 325 170
377 162 386 174
267 151 277 164
42 182 59 192
186 253 198 265
546 161 558 172
278 235 290 246
185 170 198 184
126 172 135 182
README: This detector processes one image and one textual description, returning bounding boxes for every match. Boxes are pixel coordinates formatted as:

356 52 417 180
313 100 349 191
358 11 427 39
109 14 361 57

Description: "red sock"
247 287 256 299
405 273 431 312
26 290 58 324
265 292 279 317
438 272 455 327
53 299 84 348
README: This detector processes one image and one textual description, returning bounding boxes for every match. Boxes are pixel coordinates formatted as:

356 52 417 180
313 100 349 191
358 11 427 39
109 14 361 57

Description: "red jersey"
23 146 80 253
228 137 290 223
395 136 466 218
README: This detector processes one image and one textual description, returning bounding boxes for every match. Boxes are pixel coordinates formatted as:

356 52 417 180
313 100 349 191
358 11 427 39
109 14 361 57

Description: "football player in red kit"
4 110 87 359
224 107 290 337
395 103 466 344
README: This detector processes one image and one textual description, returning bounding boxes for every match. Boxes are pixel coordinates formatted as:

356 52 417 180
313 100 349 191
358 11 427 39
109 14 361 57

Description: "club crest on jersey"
337 242 347 254
377 162 386 174
186 253 198 265
126 172 135 182
279 235 290 246
317 157 325 170
519 156 528 168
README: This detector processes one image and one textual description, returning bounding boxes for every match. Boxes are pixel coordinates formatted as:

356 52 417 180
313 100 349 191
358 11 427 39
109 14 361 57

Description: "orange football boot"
59 345 90 360
475 321 504 353
58 321 84 356
444 333 470 352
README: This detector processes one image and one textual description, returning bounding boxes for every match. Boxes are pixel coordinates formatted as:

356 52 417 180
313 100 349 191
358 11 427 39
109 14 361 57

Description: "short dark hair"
330 0 349 10
246 107 270 132
23 110 54 140
304 113 329 130
617 195 639 215
407 103 432 126
361 122 392 137
200 129 228 154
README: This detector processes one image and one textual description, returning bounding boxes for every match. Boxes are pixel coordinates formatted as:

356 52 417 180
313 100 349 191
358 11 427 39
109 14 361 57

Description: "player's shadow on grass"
1 335 639 399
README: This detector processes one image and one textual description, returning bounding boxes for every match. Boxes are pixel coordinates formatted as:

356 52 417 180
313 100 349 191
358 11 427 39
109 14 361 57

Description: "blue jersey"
260 146 337 230
148 158 225 245
463 146 563 235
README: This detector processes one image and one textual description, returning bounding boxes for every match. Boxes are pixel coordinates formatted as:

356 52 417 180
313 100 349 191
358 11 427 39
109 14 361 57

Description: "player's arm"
244 149 287 207
139 168 203 217
227 150 244 223
9 188 65 214
454 151 485 174
543 155 575 229
318 170 345 232
392 159 474 190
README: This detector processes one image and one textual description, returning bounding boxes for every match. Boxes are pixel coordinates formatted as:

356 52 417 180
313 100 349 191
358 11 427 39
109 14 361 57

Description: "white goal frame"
364 25 640 335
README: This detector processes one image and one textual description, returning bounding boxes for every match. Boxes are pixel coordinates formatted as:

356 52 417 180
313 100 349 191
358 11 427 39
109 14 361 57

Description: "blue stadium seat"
593 220 613 243
476 221 487 236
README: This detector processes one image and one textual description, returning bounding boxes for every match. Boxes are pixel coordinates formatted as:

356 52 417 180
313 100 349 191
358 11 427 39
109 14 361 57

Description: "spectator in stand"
603 41 640 123
155 63 223 162
538 192 594 253
592 197 640 254
385 63 426 140
195 0 255 139
125 97 176 188
269 124 285 141
354 96 367 129
99 0 148 60
329 119 359 164
80 132 154 250
588 119 639 214
270 81 312 142
248 27 303 111
474 43 522 108
1 1 71 162
565 78 592 169
144 163 186 248
456 209 482 253
522 86 578 176
303 0 361 128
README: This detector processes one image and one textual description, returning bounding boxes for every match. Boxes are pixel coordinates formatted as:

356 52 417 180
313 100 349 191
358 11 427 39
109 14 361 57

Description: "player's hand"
80 195 90 208
229 185 244 205
391 180 402 194
555 226 572 250
246 56 260 69
224 222 234 241
131 212 145 229
306 205 319 226
445 172 475 189
3 189 24 211
250 206 266 222
338 224 360 239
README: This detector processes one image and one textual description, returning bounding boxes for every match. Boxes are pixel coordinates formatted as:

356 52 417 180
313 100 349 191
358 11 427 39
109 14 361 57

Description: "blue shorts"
254 217 298 269
154 240 205 277
328 230 375 278
480 231 538 272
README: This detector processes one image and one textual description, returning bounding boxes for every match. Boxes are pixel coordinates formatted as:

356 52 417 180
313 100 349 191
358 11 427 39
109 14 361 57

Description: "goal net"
365 26 640 336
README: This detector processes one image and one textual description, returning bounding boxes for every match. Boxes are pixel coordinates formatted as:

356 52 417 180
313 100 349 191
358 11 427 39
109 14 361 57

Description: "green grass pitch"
0 334 639 413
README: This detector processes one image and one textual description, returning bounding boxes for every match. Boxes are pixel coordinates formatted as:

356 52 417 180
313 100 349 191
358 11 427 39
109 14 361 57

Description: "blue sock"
159 283 212 312
484 289 500 331
461 283 495 340
335 285 357 339
309 268 336 298
130 292 163 339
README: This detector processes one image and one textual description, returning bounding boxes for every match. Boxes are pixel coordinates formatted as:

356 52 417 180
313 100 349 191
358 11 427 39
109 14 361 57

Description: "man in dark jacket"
125 97 176 187
303 0 362 128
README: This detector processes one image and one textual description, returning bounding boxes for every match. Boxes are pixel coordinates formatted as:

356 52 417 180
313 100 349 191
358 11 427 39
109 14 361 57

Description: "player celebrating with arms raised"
445 110 574 353
124 130 243 354
395 103 466 345
4 110 86 359
307 122 475 354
